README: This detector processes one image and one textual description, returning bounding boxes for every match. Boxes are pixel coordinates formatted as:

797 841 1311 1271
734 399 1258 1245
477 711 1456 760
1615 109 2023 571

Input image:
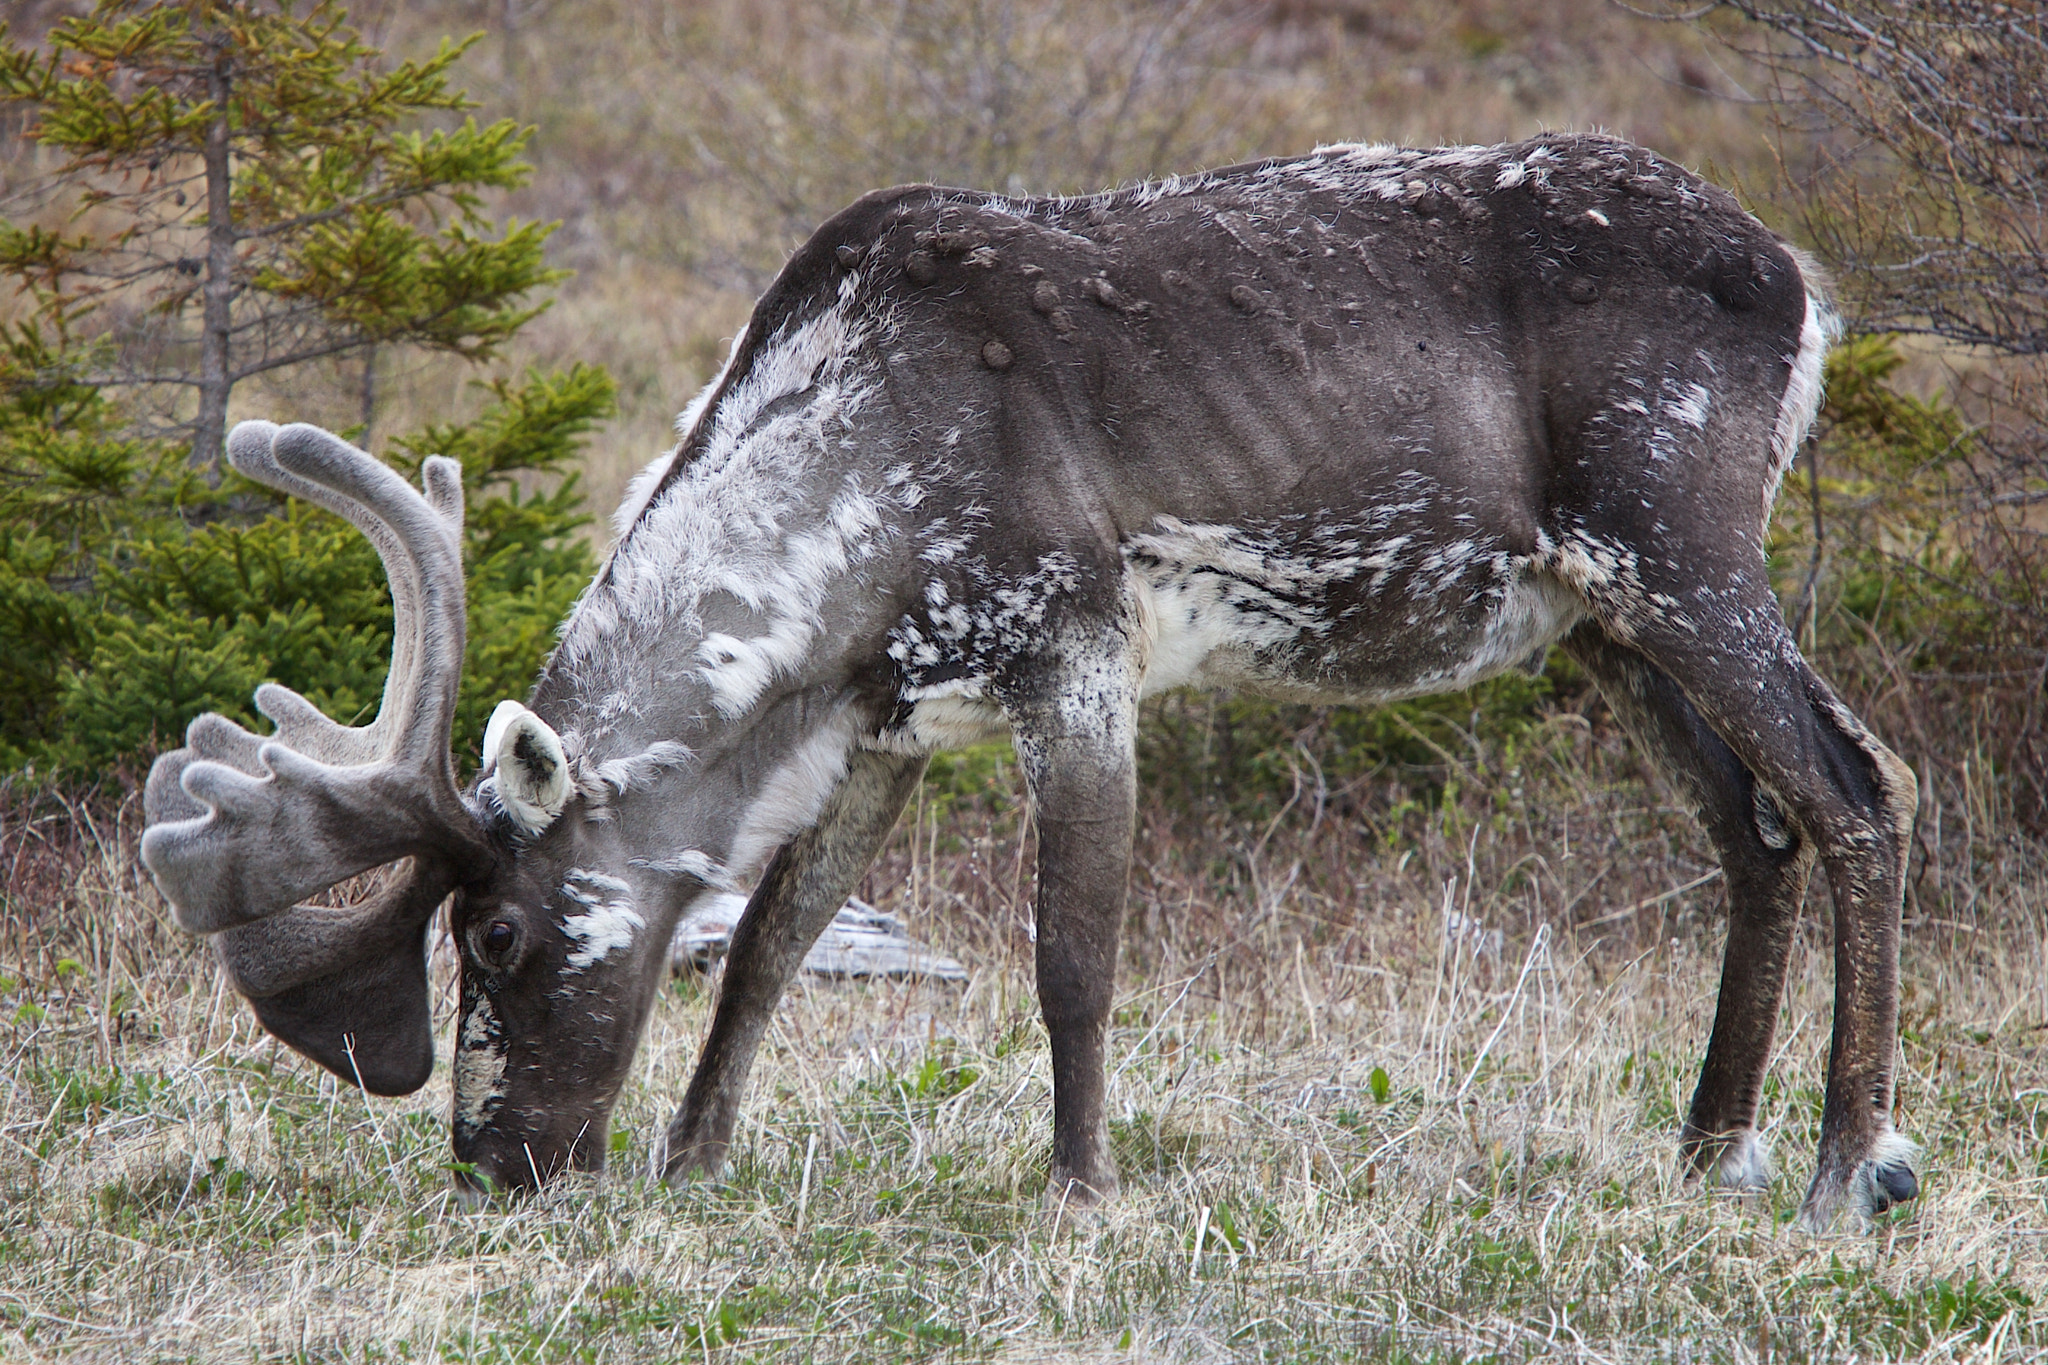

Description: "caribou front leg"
663 748 928 1183
1009 654 1141 1209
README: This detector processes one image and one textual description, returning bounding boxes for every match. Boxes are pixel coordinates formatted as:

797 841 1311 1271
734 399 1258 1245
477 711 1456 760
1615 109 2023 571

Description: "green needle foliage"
0 4 612 779
0 328 200 770
0 0 563 469
0 339 612 777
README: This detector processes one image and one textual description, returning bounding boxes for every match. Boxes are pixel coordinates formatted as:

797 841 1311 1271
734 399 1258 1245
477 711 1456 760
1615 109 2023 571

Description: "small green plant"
1136 663 1560 825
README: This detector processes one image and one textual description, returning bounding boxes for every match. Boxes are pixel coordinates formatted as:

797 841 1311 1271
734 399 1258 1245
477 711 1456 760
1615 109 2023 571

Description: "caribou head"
146 133 1924 1228
143 407 923 1192
140 421 653 1185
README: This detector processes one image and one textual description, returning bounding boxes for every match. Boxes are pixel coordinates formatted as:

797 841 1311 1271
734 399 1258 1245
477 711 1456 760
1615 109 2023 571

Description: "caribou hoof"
1043 1169 1119 1215
1869 1157 1920 1212
1798 1131 1921 1231
657 1134 731 1186
662 1157 727 1186
1686 1128 1772 1194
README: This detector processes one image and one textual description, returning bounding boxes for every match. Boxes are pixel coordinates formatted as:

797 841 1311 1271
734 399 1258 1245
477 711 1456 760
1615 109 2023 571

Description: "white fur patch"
1868 1128 1920 1178
867 679 1010 755
1124 518 1367 694
691 486 885 717
1765 288 1840 529
1540 527 1708 644
628 848 737 892
1668 380 1712 431
611 448 679 541
1401 575 1583 694
560 868 645 970
1113 510 1588 706
592 740 695 794
724 706 862 876
556 282 891 704
452 997 506 1132
886 550 1082 678
1703 1129 1773 1193
1547 529 1646 607
904 689 1009 751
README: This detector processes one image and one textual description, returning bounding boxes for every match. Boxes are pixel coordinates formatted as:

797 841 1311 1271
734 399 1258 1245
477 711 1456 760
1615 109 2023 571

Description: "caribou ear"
485 701 570 834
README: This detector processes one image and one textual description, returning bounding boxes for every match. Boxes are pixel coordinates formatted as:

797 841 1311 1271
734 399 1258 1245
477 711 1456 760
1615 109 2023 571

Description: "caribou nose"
450 1170 490 1209
448 1140 547 1196
452 1133 548 1194
451 1121 605 1195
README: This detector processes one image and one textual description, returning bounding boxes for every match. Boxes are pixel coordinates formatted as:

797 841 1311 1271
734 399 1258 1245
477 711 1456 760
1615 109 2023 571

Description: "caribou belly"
881 525 1586 754
1128 535 1584 706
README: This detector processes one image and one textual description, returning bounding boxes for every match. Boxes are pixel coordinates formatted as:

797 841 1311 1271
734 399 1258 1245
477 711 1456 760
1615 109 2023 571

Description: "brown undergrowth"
1 700 2043 1362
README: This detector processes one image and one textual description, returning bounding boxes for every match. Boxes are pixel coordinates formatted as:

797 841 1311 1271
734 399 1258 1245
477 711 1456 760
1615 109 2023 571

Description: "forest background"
0 2 2043 1362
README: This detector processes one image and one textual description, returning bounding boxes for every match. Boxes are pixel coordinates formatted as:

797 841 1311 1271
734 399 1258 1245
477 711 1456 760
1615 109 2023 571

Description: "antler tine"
225 422 460 772
143 422 449 827
143 713 269 825
222 421 413 768
420 450 465 528
141 422 485 937
243 424 468 782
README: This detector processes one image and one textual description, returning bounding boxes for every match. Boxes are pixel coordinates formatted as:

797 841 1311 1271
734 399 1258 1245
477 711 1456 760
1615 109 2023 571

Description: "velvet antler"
141 422 496 1093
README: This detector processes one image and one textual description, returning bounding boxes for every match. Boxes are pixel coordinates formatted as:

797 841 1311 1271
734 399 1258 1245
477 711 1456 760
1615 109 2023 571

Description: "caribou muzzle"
451 1114 607 1195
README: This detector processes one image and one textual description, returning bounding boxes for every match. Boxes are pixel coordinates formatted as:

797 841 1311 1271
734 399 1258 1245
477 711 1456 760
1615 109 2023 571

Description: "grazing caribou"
142 134 1921 1228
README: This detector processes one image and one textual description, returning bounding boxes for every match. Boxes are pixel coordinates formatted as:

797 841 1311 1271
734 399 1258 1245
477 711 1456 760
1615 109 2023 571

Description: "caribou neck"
523 299 925 909
528 608 892 917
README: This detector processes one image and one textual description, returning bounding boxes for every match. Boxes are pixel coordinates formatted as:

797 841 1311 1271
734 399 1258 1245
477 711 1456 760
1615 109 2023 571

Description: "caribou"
141 133 1921 1229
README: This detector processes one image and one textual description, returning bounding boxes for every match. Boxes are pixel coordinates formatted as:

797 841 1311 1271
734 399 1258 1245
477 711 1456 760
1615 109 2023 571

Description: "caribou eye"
482 920 517 959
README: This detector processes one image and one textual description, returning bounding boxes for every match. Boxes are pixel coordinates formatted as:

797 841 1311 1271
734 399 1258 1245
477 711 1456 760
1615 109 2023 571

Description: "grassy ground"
3 3 2045 1360
2 719 2043 1363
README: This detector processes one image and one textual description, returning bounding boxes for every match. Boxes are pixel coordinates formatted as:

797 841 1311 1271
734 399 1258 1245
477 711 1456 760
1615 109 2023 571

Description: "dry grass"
2 720 2044 1362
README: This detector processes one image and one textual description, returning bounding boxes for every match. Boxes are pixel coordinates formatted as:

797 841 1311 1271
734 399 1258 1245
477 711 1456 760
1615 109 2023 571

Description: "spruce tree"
0 0 561 470
0 4 610 778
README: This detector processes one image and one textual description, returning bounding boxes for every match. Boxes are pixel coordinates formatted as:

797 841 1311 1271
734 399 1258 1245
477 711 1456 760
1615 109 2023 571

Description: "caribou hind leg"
662 748 928 1183
1561 622 1819 1194
1005 644 1143 1209
1567 563 1918 1227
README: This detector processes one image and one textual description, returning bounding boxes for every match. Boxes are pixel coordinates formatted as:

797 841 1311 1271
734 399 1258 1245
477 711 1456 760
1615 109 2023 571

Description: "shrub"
2 361 612 778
